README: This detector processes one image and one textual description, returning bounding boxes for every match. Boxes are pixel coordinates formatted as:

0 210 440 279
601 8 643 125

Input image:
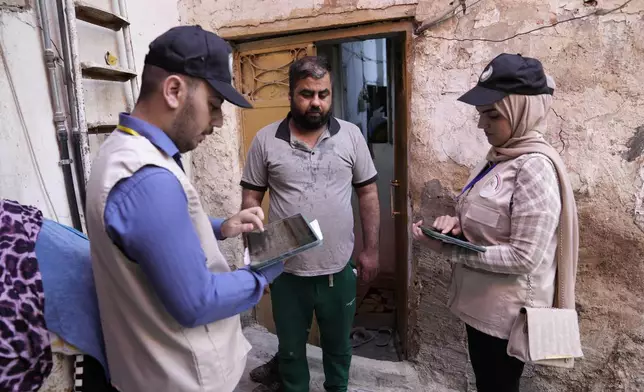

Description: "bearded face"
289 73 333 132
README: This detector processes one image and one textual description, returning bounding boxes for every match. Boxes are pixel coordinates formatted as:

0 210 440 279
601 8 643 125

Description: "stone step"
238 325 423 392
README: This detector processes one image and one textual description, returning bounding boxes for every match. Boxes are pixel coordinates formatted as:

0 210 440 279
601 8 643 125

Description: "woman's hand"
412 220 442 252
432 215 462 236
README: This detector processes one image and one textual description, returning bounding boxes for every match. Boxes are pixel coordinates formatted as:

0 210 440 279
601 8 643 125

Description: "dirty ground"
236 324 438 392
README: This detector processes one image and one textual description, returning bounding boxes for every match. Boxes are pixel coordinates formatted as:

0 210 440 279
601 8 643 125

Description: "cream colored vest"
448 154 558 339
86 131 251 392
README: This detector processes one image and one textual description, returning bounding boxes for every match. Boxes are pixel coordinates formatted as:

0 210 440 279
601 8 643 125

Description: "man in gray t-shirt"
241 56 380 392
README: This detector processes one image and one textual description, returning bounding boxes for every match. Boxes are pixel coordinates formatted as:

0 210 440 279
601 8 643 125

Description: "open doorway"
318 37 400 361
234 22 411 361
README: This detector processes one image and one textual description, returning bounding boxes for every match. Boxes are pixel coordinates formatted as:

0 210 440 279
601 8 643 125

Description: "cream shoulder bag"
507 229 583 368
506 306 583 368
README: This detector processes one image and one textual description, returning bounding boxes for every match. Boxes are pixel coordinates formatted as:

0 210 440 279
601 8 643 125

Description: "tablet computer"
420 226 486 253
244 213 322 271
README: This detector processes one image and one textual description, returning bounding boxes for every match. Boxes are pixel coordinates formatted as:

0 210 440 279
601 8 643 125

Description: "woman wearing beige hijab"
413 54 579 392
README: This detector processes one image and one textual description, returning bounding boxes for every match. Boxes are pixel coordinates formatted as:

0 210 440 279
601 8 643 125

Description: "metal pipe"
117 0 139 107
35 0 82 230
55 0 87 216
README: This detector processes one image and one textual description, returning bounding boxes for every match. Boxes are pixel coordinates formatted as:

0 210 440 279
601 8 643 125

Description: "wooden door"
390 33 411 358
235 42 321 344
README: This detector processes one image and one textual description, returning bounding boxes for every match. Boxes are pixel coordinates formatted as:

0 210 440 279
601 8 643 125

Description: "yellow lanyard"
116 124 141 137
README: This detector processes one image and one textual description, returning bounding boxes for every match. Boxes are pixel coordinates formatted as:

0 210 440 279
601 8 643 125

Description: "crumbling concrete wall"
183 0 644 390
180 0 417 39
410 0 644 391
190 110 246 266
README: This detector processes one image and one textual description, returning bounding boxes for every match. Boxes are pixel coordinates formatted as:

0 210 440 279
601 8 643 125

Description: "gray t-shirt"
241 115 378 276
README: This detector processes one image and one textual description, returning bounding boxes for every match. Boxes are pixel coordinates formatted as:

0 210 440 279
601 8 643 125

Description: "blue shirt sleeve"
209 217 226 240
104 165 283 328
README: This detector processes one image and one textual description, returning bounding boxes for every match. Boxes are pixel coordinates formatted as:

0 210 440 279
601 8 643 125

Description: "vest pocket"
181 325 224 386
206 316 250 383
464 202 500 228
455 268 517 328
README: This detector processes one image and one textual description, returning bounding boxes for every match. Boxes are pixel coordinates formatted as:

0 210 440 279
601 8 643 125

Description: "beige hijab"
486 80 579 310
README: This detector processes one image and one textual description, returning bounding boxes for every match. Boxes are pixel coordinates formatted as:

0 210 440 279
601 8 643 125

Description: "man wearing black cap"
85 26 285 392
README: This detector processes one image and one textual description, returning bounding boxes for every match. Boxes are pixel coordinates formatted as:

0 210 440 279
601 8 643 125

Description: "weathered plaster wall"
184 0 644 390
190 108 246 266
409 0 644 391
180 0 417 39
177 0 245 264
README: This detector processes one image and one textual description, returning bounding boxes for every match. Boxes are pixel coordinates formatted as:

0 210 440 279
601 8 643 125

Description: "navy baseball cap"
458 53 553 106
144 25 252 108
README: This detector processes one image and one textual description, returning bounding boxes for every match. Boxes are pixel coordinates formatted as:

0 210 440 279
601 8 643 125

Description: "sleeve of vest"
103 167 276 327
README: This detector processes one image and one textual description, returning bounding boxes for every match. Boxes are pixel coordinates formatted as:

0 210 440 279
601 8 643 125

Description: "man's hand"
355 183 380 283
412 220 442 252
220 207 265 238
357 248 379 283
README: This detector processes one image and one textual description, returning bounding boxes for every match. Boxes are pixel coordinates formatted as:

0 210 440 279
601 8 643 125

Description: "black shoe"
249 355 279 384
252 380 283 392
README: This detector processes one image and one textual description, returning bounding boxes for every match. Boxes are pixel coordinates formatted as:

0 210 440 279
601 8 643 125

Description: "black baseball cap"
144 25 252 108
457 53 553 106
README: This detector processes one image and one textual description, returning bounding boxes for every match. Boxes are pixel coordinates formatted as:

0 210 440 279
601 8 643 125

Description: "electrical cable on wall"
0 39 59 221
342 46 385 65
415 0 634 42
415 0 472 35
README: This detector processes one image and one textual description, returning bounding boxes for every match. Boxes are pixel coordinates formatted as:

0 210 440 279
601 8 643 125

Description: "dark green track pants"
271 262 356 392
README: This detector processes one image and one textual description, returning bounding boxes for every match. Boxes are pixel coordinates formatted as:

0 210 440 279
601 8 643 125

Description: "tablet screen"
420 226 486 253
245 213 320 266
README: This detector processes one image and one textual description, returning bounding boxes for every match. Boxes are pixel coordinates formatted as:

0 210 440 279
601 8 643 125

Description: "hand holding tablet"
420 226 486 253
243 213 323 270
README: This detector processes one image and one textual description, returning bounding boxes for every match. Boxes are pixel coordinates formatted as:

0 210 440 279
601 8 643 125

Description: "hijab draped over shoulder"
480 75 579 310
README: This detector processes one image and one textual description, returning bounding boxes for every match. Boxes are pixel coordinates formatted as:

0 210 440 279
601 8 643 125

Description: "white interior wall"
0 6 73 224
342 39 387 137
342 39 396 275
0 0 180 226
